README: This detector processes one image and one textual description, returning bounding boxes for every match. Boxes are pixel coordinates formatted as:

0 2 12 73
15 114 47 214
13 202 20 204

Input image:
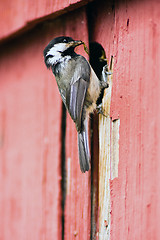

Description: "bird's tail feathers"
78 121 90 173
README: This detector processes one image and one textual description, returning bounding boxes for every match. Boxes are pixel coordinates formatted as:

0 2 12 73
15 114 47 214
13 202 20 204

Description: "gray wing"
66 57 90 132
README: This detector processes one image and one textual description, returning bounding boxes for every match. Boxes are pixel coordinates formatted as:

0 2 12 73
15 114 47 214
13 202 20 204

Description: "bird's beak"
68 40 83 47
66 40 89 55
73 40 84 47
99 50 107 62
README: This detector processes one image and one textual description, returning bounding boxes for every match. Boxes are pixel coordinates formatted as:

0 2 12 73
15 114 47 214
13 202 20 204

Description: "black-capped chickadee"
43 36 109 173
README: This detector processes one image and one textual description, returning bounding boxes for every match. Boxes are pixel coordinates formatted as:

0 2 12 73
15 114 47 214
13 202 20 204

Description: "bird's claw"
101 64 112 88
96 103 108 117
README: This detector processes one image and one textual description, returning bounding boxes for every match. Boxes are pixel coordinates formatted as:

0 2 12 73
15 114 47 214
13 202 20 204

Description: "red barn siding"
65 115 91 239
89 0 160 239
0 24 63 240
111 1 160 239
0 0 93 40
0 8 90 239
0 0 160 239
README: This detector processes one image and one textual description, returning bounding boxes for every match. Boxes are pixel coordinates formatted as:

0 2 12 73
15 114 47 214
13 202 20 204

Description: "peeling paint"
99 57 113 240
111 119 120 180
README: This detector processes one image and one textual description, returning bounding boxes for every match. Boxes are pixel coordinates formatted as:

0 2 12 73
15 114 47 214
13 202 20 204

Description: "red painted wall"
0 0 93 40
0 21 63 240
0 7 90 239
0 0 160 239
90 0 160 239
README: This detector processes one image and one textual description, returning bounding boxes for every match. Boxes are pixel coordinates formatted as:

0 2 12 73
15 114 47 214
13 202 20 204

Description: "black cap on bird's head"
44 36 83 68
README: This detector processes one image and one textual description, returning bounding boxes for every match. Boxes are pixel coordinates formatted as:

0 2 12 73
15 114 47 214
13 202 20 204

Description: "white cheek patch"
47 43 67 56
46 43 69 66
47 56 59 65
47 52 71 67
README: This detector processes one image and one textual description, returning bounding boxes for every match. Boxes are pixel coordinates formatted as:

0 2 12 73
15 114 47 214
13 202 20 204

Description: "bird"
89 42 109 107
43 36 109 173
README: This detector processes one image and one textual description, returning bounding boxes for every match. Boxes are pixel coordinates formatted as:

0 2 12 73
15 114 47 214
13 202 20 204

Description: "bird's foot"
101 64 112 88
96 103 109 117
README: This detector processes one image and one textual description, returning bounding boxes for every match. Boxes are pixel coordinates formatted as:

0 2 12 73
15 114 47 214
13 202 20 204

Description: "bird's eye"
63 39 67 43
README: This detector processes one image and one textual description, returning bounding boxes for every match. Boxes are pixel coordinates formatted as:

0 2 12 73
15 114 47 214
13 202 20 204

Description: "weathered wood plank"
0 12 87 239
88 1 115 239
98 60 113 240
110 0 160 239
0 0 93 41
89 0 160 239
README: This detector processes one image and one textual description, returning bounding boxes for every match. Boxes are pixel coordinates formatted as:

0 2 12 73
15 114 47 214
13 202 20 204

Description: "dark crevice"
90 112 99 240
61 102 66 240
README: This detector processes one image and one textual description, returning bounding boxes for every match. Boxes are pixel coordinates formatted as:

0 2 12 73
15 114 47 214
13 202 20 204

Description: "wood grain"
89 0 160 239
0 0 93 41
0 9 90 239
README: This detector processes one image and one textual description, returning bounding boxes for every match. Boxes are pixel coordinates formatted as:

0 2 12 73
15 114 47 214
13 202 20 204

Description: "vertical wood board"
88 0 160 239
0 12 88 239
110 1 160 239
